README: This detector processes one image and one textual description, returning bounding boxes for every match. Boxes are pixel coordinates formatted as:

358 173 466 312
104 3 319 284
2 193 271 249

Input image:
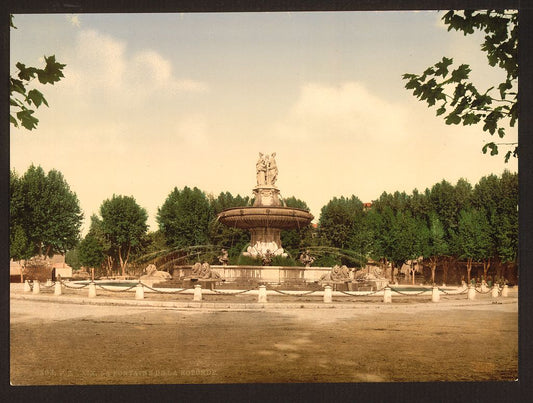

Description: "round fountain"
217 152 314 259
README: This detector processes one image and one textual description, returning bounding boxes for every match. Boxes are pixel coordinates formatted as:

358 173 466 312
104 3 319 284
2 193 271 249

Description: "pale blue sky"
10 11 518 234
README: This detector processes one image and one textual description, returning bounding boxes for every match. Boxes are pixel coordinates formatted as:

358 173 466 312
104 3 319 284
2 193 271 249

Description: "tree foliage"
10 15 66 131
10 165 83 259
402 10 518 161
316 171 517 282
208 191 251 256
280 196 314 256
318 195 365 250
157 187 214 248
98 195 148 276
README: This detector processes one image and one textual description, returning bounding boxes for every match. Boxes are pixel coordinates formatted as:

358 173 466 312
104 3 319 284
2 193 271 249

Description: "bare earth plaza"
9 9 523 391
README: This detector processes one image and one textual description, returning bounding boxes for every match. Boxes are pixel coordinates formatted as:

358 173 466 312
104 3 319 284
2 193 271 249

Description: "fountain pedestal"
218 152 314 260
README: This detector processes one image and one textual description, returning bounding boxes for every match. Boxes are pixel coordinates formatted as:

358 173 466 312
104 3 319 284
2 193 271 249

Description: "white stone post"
467 285 475 300
32 280 40 294
88 282 97 298
383 286 392 303
323 285 332 303
502 284 509 297
431 286 440 302
193 284 202 301
491 284 500 298
135 283 144 300
258 285 267 303
481 281 488 292
23 280 31 292
54 281 62 296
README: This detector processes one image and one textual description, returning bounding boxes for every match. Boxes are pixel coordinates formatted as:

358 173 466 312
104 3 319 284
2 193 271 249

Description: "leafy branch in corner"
402 10 518 162
9 15 66 131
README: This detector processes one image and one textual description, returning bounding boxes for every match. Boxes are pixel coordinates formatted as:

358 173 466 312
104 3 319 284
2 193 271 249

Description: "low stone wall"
172 265 332 284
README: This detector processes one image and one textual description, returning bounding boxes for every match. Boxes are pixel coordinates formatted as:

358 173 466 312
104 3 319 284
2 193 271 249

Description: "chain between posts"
389 287 429 296
210 288 256 295
139 283 190 294
59 279 90 289
338 288 384 296
437 286 469 295
474 287 494 294
268 288 318 297
95 283 139 292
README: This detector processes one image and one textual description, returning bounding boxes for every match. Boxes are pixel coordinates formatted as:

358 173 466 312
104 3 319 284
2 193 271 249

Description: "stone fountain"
217 152 314 259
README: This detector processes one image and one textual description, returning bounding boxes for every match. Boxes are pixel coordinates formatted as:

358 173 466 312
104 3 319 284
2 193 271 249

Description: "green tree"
402 10 518 161
65 248 81 271
78 234 106 272
280 196 313 257
158 187 214 249
389 210 426 283
318 195 364 250
495 171 518 270
423 212 450 284
208 191 251 257
99 195 148 276
9 170 33 263
10 15 66 130
471 171 518 279
10 165 83 258
454 208 492 282
428 179 472 242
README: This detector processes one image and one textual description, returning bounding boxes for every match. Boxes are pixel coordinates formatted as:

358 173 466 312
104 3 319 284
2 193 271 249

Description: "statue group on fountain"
256 152 278 186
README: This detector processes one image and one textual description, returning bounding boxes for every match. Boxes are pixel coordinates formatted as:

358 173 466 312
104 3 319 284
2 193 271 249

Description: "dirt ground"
10 293 517 385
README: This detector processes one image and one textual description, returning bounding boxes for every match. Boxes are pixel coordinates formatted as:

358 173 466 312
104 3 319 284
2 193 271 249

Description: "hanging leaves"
402 10 518 161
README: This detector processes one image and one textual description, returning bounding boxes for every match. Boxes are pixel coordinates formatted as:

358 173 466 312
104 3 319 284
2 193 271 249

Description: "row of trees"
317 171 518 283
10 165 518 283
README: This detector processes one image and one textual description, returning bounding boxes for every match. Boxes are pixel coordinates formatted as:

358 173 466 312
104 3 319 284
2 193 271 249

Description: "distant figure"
218 249 229 266
266 152 278 186
299 250 315 267
262 250 273 266
256 153 267 186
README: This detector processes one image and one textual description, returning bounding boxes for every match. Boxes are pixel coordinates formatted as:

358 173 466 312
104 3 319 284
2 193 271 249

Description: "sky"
10 11 518 235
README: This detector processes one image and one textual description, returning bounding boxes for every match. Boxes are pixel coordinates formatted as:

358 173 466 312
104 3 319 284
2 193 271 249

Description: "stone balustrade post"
383 286 392 303
32 280 40 294
502 284 509 297
54 281 62 296
491 284 500 298
258 285 267 303
23 280 31 292
467 285 475 300
135 283 144 300
88 282 97 298
323 285 332 303
193 284 202 301
431 286 440 302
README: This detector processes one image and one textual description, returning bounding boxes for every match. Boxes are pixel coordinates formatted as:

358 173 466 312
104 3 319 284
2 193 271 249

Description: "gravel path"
10 286 518 384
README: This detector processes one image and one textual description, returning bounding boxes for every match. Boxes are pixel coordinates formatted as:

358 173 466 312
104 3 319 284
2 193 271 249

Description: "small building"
10 255 73 282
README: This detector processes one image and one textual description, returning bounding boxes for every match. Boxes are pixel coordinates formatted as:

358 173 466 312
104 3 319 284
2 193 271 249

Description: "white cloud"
272 82 409 145
61 29 208 100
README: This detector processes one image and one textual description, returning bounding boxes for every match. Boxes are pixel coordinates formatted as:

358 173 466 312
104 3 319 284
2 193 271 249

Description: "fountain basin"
217 206 313 230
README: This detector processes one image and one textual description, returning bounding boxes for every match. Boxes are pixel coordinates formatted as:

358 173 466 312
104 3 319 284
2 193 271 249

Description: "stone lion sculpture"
189 262 222 280
140 264 172 280
319 265 351 283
